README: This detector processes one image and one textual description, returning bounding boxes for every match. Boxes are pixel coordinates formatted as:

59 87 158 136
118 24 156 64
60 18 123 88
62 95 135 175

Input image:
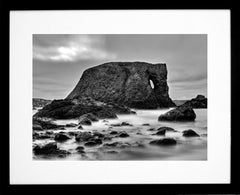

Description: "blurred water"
33 108 207 160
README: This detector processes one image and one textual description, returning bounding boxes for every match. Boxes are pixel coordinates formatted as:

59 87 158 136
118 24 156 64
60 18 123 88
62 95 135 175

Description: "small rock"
147 128 155 131
75 132 93 142
54 133 71 142
142 123 150 126
149 138 177 146
118 131 130 138
78 125 83 129
158 105 196 121
182 129 200 137
110 131 118 135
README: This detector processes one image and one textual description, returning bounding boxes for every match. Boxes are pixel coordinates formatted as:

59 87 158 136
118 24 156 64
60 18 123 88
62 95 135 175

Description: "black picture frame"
1 0 240 194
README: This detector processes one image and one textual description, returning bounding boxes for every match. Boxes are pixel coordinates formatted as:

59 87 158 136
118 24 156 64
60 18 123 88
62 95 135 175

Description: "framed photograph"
7 7 236 190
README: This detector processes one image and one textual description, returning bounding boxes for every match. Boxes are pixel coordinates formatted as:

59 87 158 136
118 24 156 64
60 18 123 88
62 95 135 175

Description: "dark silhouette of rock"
33 98 129 119
117 131 130 138
110 131 118 135
33 142 70 157
110 122 133 127
33 117 62 129
142 123 150 126
78 116 92 126
78 125 83 129
182 95 207 108
75 132 93 142
66 62 175 109
84 139 103 147
76 146 85 154
54 133 71 142
154 126 177 135
158 105 196 121
182 129 200 137
149 138 177 146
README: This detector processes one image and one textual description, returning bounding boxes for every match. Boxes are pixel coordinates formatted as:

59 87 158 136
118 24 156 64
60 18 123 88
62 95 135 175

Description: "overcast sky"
33 34 207 100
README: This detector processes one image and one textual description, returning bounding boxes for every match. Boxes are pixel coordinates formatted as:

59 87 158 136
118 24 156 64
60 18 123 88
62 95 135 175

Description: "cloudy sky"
33 34 207 100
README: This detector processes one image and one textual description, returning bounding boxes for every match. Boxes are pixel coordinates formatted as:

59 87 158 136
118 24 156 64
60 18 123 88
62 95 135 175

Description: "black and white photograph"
32 34 207 161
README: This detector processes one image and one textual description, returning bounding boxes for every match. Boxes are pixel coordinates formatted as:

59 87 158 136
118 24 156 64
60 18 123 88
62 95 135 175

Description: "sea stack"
66 62 175 109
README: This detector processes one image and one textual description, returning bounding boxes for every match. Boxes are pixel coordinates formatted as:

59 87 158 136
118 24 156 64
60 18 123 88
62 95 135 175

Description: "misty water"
33 108 207 160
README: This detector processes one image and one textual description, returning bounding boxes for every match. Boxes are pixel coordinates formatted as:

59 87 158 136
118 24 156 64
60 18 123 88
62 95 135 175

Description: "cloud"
33 35 116 62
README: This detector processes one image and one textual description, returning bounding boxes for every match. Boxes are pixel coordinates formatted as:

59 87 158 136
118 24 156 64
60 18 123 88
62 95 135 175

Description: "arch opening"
149 79 154 89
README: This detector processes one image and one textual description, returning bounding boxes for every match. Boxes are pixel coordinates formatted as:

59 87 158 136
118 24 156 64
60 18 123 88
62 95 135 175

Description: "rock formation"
66 62 175 109
158 105 196 121
182 95 207 108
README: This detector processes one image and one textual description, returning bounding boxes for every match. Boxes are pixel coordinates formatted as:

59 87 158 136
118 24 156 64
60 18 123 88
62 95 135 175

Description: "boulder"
78 125 83 129
117 131 130 138
33 142 70 157
34 98 133 119
75 132 93 142
54 133 71 142
155 126 176 135
33 117 61 129
109 131 118 135
78 117 92 126
182 129 200 137
158 105 196 121
84 139 103 147
182 95 207 108
66 62 175 109
149 138 177 146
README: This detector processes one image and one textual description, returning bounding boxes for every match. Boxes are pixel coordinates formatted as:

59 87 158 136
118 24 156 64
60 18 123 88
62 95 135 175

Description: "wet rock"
76 146 85 153
136 132 143 135
54 133 71 142
78 117 92 126
34 98 132 120
182 129 200 137
154 130 166 136
117 131 130 138
109 131 118 135
121 122 133 126
110 122 133 127
84 139 103 147
142 123 150 126
78 125 83 129
33 142 70 157
182 95 207 108
158 105 196 121
155 126 176 135
65 123 78 127
149 138 177 146
33 117 62 129
147 128 155 131
75 132 93 142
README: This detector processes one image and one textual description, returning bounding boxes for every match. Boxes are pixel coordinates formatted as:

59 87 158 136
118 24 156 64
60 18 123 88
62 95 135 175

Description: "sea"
33 108 207 160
